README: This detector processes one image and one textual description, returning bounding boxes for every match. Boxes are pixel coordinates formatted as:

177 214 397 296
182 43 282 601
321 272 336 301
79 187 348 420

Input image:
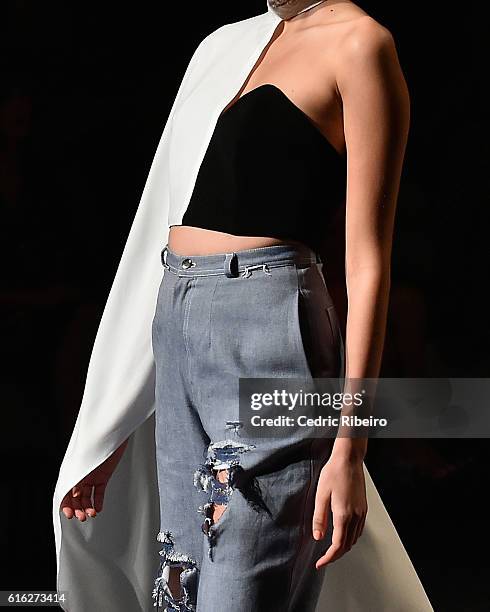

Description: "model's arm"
313 17 410 568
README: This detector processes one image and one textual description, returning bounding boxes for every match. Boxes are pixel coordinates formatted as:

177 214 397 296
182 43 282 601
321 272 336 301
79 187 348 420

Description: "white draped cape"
52 4 434 610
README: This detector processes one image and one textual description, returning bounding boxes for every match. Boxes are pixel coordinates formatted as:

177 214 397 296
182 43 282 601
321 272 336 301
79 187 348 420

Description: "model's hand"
60 438 129 521
312 453 367 568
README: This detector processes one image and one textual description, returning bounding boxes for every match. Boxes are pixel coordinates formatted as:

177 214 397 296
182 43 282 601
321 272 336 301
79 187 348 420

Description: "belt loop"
160 244 169 268
224 252 238 278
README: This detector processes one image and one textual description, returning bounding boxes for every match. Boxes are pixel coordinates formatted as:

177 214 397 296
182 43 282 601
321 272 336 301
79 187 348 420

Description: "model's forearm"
331 265 391 462
344 264 391 379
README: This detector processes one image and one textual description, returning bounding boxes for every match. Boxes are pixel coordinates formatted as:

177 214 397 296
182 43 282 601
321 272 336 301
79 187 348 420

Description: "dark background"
1 1 489 610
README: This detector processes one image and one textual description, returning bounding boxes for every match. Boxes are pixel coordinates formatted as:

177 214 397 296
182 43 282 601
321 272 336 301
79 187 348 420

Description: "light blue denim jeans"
151 242 344 611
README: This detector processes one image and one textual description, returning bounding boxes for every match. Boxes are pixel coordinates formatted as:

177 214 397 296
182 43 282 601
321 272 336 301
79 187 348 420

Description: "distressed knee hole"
211 468 230 523
167 567 183 600
152 531 198 611
193 436 256 560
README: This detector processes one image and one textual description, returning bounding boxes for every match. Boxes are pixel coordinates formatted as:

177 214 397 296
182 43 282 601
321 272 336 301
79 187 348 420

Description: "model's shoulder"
338 15 395 58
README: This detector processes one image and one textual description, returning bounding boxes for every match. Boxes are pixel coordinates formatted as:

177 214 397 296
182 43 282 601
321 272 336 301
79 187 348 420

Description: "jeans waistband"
161 243 322 278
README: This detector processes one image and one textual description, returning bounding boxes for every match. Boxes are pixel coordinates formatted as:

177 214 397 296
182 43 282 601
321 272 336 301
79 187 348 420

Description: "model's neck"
267 0 328 20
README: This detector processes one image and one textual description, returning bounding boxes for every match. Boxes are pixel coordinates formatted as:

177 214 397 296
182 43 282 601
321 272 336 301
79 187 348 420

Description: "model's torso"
168 0 368 256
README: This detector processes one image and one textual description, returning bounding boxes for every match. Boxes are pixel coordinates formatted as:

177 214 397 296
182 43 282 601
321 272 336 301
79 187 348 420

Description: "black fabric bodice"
181 84 346 253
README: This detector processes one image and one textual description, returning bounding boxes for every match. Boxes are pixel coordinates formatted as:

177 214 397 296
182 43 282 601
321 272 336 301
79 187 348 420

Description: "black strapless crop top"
181 84 347 253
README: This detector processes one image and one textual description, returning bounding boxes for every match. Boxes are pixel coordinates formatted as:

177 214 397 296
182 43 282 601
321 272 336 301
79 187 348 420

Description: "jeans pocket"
288 279 315 379
325 304 342 351
290 265 343 378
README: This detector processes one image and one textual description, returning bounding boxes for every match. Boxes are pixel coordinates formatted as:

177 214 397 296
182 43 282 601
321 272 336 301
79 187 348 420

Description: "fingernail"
313 530 323 540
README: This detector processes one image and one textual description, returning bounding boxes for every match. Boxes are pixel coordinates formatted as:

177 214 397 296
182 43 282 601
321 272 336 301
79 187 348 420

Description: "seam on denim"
165 260 309 277
182 278 192 354
165 267 223 277
169 260 306 278
182 278 198 408
168 267 229 275
188 277 200 408
207 275 221 352
285 439 315 611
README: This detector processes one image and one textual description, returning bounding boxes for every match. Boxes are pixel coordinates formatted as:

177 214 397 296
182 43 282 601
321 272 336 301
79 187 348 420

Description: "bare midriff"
168 225 307 256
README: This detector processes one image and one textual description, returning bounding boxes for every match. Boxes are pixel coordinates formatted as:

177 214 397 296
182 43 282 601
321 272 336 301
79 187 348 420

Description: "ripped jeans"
151 242 344 612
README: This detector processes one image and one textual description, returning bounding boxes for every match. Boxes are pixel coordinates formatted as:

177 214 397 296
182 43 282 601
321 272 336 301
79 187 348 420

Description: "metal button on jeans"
181 258 194 269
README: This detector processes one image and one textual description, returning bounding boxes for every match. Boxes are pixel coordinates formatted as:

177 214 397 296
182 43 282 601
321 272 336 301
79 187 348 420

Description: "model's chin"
267 0 325 20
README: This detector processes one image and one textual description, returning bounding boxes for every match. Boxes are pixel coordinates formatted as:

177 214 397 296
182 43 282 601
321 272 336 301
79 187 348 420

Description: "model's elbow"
345 259 391 292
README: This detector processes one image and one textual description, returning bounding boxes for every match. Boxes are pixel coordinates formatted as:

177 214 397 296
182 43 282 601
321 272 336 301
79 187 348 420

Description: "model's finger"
351 508 367 546
80 484 96 517
343 514 361 551
312 485 331 540
70 491 87 522
316 511 349 568
60 493 74 519
94 483 107 513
